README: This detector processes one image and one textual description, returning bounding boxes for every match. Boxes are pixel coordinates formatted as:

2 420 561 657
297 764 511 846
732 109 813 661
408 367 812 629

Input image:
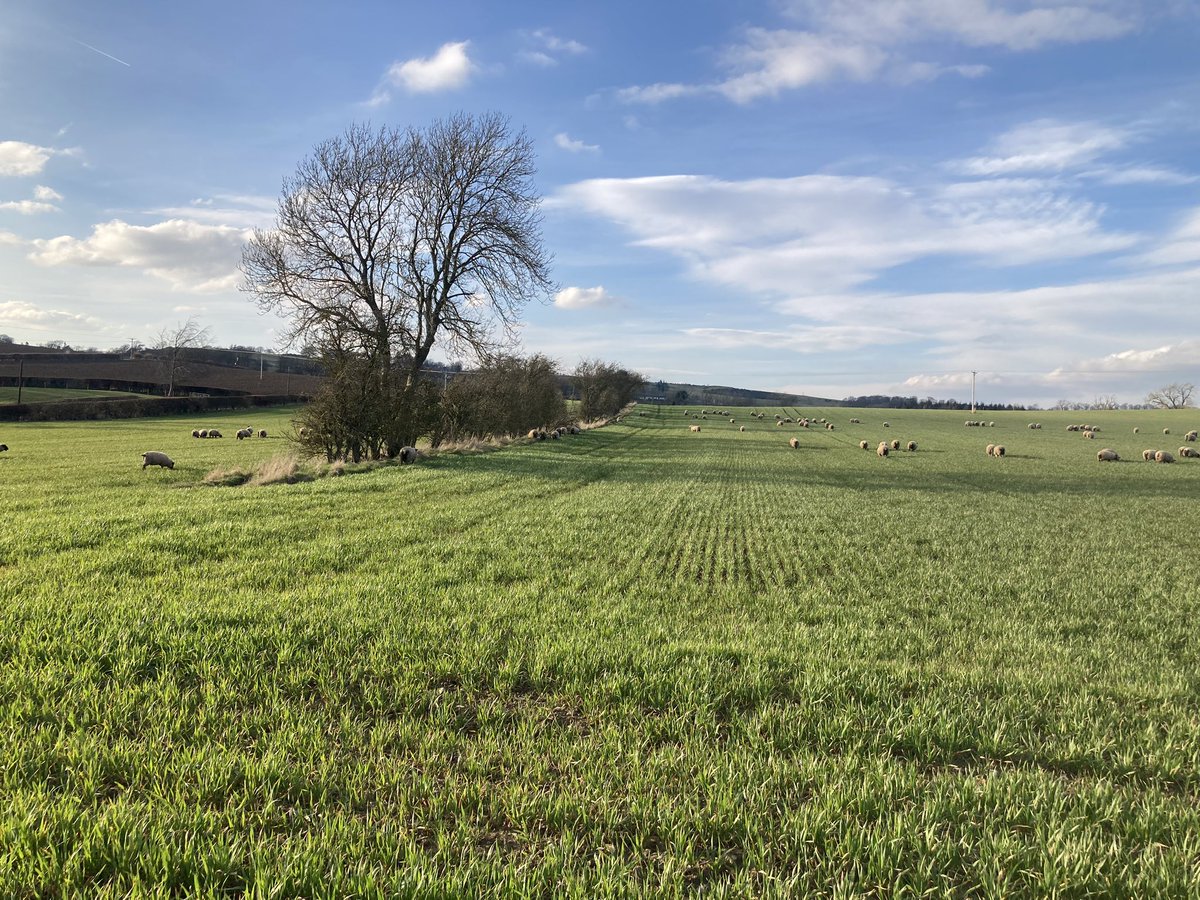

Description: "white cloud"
1049 340 1200 376
619 1 1140 103
958 119 1132 175
0 141 55 176
554 133 600 153
554 172 1135 298
531 29 586 56
151 194 277 228
33 185 62 202
554 285 619 309
29 218 251 292
519 51 557 67
0 230 23 245
685 325 919 352
372 41 474 103
0 299 107 331
786 0 1136 52
1139 207 1200 266
1085 165 1197 186
0 200 58 214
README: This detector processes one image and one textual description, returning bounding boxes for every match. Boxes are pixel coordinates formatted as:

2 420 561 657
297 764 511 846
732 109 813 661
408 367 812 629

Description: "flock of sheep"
141 423 272 470
681 411 1200 467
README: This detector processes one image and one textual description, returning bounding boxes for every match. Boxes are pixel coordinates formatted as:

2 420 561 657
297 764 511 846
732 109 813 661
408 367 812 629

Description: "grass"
0 387 145 405
1 403 1199 895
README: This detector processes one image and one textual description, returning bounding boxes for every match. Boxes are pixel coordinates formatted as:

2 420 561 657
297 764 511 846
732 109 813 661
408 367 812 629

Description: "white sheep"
1142 449 1156 461
859 440 869 450
1163 428 1170 435
690 425 701 432
236 427 253 440
1084 431 1095 440
398 446 420 464
191 429 201 438
789 437 799 449
906 441 917 452
877 442 889 457
259 429 268 439
198 429 209 438
1186 431 1197 442
141 451 175 470
1097 448 1119 462
890 439 900 450
883 422 890 428
739 426 746 432
1156 450 1174 463
986 443 995 456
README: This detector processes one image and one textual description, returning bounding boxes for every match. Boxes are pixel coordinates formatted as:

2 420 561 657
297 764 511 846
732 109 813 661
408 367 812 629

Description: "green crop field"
0 387 145 405
2 404 1199 896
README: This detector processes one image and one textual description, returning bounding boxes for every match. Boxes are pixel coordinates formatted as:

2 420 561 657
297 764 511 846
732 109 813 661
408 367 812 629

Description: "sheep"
739 426 746 432
1097 448 1119 462
788 437 799 449
570 426 581 434
1186 431 1198 442
883 422 890 428
826 423 835 431
198 429 209 438
208 430 223 438
729 418 736 424
1178 446 1196 458
140 451 175 470
0 444 8 452
877 442 889 457
776 420 785 427
986 443 995 456
850 418 861 424
906 441 917 452
398 446 419 464
1142 449 1156 461
1083 431 1095 440
1133 427 1139 434
548 430 559 439
1155 450 1175 463
191 429 200 438
259 429 268 439
890 439 900 450
859 440 869 450
989 422 996 427
993 445 1005 457
236 427 252 440
1164 428 1170 435
527 429 540 440
690 425 701 432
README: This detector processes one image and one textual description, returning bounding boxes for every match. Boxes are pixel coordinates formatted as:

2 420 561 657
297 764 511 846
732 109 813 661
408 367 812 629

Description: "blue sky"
1 0 1198 406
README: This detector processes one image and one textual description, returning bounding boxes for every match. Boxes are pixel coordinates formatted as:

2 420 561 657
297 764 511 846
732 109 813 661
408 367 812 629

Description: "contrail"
73 39 130 67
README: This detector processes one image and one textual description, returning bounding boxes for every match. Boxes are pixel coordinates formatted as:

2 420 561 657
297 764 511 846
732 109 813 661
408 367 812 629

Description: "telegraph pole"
971 371 977 413
16 357 23 405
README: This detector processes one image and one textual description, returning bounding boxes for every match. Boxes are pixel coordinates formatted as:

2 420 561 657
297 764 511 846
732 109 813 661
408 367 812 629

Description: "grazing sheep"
398 446 419 464
1142 449 1156 461
191 429 200 438
1178 446 1195 458
259 429 267 439
906 441 917 452
570 425 581 434
1156 450 1174 463
0 444 8 452
776 420 785 427
789 437 799 449
729 418 736 423
690 425 701 432
1164 428 1170 435
198 429 209 438
993 445 1005 457
882 422 890 428
739 426 746 432
527 429 540 439
548 430 559 439
1186 431 1197 442
850 418 861 424
986 444 995 456
826 423 834 431
1084 431 1095 439
140 451 175 470
859 440 869 450
1097 448 1119 462
989 422 995 427
236 427 252 440
1133 427 1139 434
208 430 223 438
877 442 889 457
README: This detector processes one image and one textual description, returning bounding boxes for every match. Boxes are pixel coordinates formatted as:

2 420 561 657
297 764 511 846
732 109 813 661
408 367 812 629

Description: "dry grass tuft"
202 467 252 487
249 454 310 486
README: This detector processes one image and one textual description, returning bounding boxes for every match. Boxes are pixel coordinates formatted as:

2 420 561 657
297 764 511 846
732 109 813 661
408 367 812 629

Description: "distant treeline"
841 395 1029 410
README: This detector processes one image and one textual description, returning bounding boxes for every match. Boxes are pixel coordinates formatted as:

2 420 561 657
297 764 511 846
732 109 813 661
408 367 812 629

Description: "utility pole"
971 371 977 413
16 357 23 405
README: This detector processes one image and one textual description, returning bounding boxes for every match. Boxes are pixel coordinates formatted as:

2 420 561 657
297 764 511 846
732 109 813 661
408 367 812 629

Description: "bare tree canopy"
242 112 552 378
1146 382 1195 409
152 316 211 397
242 113 553 453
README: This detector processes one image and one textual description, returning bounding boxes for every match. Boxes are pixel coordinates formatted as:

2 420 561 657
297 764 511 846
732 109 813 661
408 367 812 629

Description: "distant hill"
637 380 837 408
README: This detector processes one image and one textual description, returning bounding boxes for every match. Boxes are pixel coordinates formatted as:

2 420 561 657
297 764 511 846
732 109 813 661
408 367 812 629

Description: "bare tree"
153 317 211 397
242 113 553 454
1092 394 1119 410
1146 382 1195 409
